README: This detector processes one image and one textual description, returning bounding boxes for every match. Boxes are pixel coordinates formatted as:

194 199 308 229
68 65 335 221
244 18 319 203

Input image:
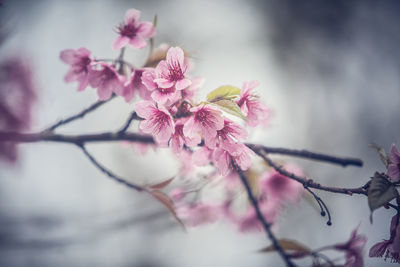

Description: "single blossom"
177 203 220 227
237 80 270 127
369 214 400 263
334 227 367 267
0 57 36 162
209 119 247 149
142 68 180 105
170 119 201 154
88 62 124 101
59 47 92 91
387 144 400 181
213 142 254 176
115 68 150 102
183 104 224 148
154 47 192 90
135 101 175 144
113 8 156 50
259 165 304 204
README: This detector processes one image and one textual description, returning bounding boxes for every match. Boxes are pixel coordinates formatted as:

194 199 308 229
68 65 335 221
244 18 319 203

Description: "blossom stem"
234 162 297 267
246 144 363 167
118 111 142 133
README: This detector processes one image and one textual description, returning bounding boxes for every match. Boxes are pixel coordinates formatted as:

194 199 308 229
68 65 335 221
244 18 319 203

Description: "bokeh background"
1 0 400 266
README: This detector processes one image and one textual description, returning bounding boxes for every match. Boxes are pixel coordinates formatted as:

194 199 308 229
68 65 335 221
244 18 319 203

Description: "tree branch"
44 96 115 132
234 162 297 267
78 144 144 191
250 147 368 196
118 111 142 133
245 144 363 167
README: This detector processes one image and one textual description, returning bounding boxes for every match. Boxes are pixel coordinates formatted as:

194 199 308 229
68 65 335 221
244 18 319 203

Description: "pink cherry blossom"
260 165 304 204
135 101 174 144
154 47 192 90
113 9 156 50
142 68 180 105
237 80 271 127
183 104 224 148
192 146 213 166
177 203 220 227
115 68 150 102
182 76 204 101
387 144 400 182
60 47 92 91
88 62 124 101
370 214 400 263
209 119 247 149
0 56 36 162
170 119 201 154
334 227 367 267
213 142 254 176
238 199 279 232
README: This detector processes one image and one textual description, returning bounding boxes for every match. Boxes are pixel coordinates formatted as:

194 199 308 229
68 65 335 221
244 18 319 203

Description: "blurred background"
0 0 399 266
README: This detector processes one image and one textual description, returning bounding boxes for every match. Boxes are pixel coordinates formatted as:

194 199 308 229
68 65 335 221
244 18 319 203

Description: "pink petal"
390 144 400 164
369 241 389 257
135 101 156 119
166 47 184 67
136 21 156 38
77 76 89 91
124 9 141 24
129 36 147 49
175 78 192 90
154 78 174 89
140 119 155 134
59 49 77 64
97 85 113 101
388 164 400 181
112 36 130 50
141 70 157 90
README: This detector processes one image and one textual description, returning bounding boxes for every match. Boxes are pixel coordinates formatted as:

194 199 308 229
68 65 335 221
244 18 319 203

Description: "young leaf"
150 190 186 230
206 85 241 102
368 172 399 221
369 143 390 167
212 99 247 120
149 177 175 190
258 239 311 254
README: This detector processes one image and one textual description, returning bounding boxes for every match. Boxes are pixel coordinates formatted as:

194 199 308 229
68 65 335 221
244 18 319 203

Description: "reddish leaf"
149 177 175 190
150 190 186 230
258 239 311 254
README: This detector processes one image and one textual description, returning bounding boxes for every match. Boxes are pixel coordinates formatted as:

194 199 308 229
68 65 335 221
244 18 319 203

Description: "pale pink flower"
170 119 201 154
59 47 92 91
113 9 156 50
182 76 204 101
260 165 304 204
183 104 224 148
0 57 36 163
177 203 220 227
142 68 180 105
135 101 174 144
213 142 254 176
176 149 196 177
237 80 270 127
192 146 213 166
208 119 247 149
334 227 367 267
370 215 400 263
387 144 400 182
170 188 186 202
238 199 279 232
88 62 124 101
154 47 191 90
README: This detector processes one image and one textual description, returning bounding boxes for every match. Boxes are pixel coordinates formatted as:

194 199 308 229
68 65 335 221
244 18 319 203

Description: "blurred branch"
246 144 363 167
234 162 297 267
44 95 116 132
78 144 144 191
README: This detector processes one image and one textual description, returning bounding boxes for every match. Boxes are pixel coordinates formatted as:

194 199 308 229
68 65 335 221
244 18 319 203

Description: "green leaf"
368 172 399 222
369 143 389 167
212 99 247 120
258 239 311 254
206 85 241 102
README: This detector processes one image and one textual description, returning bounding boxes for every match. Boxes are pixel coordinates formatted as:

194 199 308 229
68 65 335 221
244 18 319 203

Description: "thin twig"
250 147 367 196
234 162 297 267
246 144 363 167
78 144 144 191
44 96 115 132
118 111 142 133
305 187 332 226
